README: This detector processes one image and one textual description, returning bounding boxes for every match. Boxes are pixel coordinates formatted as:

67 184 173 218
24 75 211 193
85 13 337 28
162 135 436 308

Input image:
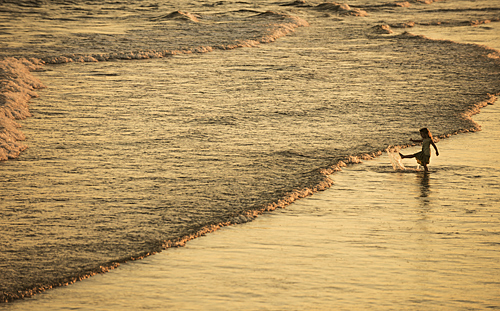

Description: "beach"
3 98 499 311
1 0 500 308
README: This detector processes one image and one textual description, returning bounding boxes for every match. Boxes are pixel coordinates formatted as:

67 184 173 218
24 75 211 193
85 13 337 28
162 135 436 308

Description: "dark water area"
1 0 500 303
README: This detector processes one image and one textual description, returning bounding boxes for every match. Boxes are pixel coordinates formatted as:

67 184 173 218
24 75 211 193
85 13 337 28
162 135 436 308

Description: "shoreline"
5 101 499 310
1 95 496 303
1 21 500 303
1 71 498 304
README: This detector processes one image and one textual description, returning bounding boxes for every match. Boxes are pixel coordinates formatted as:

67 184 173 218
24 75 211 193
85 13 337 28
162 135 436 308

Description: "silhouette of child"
400 128 439 172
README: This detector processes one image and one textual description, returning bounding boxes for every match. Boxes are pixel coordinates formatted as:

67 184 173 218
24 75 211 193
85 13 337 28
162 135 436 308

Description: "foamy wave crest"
150 11 201 23
0 58 45 161
392 18 499 28
40 11 309 64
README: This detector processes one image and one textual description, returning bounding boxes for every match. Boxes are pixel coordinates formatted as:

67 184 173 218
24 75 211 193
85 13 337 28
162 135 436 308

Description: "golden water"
1 0 500 306
6 100 499 311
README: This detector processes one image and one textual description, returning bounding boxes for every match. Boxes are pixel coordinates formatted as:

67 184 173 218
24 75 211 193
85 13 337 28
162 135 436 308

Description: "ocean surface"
3 103 499 311
0 0 499 306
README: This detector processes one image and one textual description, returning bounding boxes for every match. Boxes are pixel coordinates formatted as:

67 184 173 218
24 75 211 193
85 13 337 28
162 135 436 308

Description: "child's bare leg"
399 152 415 159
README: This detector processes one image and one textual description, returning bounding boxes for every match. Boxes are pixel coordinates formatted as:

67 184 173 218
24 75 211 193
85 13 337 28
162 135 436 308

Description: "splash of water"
386 146 407 171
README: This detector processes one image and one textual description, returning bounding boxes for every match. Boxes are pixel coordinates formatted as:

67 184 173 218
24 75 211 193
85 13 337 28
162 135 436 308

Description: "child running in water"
400 128 439 171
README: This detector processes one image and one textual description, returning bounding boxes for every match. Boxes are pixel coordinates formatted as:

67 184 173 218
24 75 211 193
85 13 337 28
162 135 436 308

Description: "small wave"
150 11 201 23
374 19 499 37
30 11 308 64
372 24 394 34
389 1 411 7
285 0 410 10
416 17 500 27
390 21 416 28
371 21 416 35
280 0 313 7
422 7 500 13
314 3 368 17
361 1 412 9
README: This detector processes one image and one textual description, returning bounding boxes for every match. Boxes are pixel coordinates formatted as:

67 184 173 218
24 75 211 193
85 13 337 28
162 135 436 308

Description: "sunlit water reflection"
4 104 499 311
1 0 500 305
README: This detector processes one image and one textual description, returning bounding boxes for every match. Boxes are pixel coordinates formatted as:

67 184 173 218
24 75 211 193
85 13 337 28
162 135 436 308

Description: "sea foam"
0 58 45 161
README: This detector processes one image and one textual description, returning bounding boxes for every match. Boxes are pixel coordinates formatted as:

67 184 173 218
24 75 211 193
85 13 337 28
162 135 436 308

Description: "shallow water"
4 100 499 311
1 0 500 303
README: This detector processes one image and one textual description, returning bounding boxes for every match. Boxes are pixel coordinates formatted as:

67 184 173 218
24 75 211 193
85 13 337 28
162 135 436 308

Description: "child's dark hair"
419 128 433 140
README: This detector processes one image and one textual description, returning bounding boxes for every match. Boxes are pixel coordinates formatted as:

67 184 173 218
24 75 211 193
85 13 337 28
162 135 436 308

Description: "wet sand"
3 106 499 310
